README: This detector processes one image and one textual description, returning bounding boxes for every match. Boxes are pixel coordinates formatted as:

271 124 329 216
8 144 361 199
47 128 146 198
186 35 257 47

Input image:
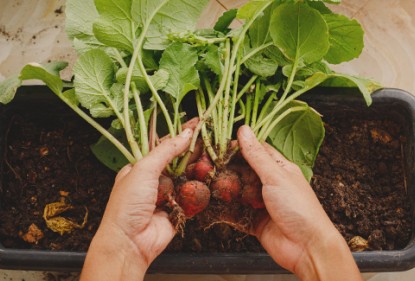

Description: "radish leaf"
270 3 330 64
159 42 199 103
73 49 122 118
323 14 364 64
268 102 325 182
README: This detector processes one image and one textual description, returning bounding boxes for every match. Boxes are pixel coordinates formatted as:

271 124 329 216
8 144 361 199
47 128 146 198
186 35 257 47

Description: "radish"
176 180 210 218
240 184 265 209
156 175 174 207
194 153 214 181
210 171 241 203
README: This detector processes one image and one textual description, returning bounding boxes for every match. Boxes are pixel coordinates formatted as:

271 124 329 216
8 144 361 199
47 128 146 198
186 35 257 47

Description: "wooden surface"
0 0 414 94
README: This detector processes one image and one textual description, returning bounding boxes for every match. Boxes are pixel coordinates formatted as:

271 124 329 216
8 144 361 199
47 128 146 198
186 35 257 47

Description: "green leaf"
91 127 129 172
73 49 122 118
323 14 364 64
298 165 313 182
42 62 69 76
151 69 170 90
159 42 199 103
116 67 148 93
243 2 282 77
131 0 209 50
323 74 382 106
295 62 333 78
93 0 138 53
307 1 333 14
204 45 223 75
116 68 169 93
315 0 341 3
20 62 68 95
0 76 22 104
302 72 329 90
65 0 104 54
237 0 272 20
66 0 99 40
270 3 330 64
72 37 106 54
267 101 325 181
62 88 80 106
142 50 159 71
244 47 279 77
263 45 291 66
214 9 237 33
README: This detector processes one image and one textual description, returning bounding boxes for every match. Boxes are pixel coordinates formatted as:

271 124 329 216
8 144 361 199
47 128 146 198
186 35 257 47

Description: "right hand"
237 125 362 280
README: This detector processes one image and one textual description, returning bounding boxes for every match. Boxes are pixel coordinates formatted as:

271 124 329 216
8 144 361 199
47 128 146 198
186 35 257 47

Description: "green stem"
189 38 232 154
58 92 136 163
234 99 246 122
220 39 233 159
240 42 273 65
196 89 218 162
122 81 141 159
253 86 312 133
127 0 175 139
149 102 157 151
203 77 219 145
258 106 308 142
217 0 273 159
175 38 232 174
251 79 261 128
255 91 277 133
245 94 252 126
276 56 300 108
173 102 181 134
136 62 174 140
253 55 300 133
236 75 257 102
132 83 149 156
114 49 128 68
227 53 242 140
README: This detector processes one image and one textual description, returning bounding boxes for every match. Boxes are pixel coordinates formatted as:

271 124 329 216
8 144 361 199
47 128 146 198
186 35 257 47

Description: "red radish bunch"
156 151 265 226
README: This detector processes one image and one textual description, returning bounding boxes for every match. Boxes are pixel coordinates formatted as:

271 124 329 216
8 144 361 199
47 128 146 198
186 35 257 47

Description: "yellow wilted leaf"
43 201 88 236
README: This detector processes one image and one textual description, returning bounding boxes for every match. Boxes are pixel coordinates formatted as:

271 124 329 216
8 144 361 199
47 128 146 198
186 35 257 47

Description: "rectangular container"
0 86 414 273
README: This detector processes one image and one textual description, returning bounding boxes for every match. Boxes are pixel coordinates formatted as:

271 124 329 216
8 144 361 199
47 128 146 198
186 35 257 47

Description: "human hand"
81 128 193 281
237 125 362 281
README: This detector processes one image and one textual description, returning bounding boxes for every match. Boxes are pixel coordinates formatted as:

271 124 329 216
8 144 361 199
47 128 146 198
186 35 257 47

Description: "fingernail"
240 125 255 140
179 128 192 139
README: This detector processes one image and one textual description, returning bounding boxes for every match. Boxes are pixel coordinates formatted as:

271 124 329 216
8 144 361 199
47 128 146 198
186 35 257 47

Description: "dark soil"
0 107 412 252
312 116 412 251
0 113 115 250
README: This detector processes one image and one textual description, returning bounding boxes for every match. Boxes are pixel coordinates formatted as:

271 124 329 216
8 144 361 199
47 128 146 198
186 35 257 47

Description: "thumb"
130 128 193 182
237 125 283 185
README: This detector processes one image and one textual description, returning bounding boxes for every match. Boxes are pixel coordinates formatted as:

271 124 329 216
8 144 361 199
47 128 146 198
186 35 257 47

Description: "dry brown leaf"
20 223 44 244
43 201 88 236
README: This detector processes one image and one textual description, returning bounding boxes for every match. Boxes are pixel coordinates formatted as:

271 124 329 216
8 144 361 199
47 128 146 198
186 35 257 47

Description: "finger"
131 128 193 181
114 164 133 184
160 117 199 142
263 142 303 174
237 125 283 185
262 143 290 166
182 117 199 131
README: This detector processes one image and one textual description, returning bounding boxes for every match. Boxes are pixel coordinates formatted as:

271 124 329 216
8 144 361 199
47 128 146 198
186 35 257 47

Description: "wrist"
295 227 362 281
81 224 148 281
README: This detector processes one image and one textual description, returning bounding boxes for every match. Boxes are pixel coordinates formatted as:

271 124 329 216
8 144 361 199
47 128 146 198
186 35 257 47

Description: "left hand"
81 128 193 280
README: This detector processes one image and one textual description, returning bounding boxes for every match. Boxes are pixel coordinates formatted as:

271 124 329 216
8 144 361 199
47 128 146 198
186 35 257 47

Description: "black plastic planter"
0 86 414 273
